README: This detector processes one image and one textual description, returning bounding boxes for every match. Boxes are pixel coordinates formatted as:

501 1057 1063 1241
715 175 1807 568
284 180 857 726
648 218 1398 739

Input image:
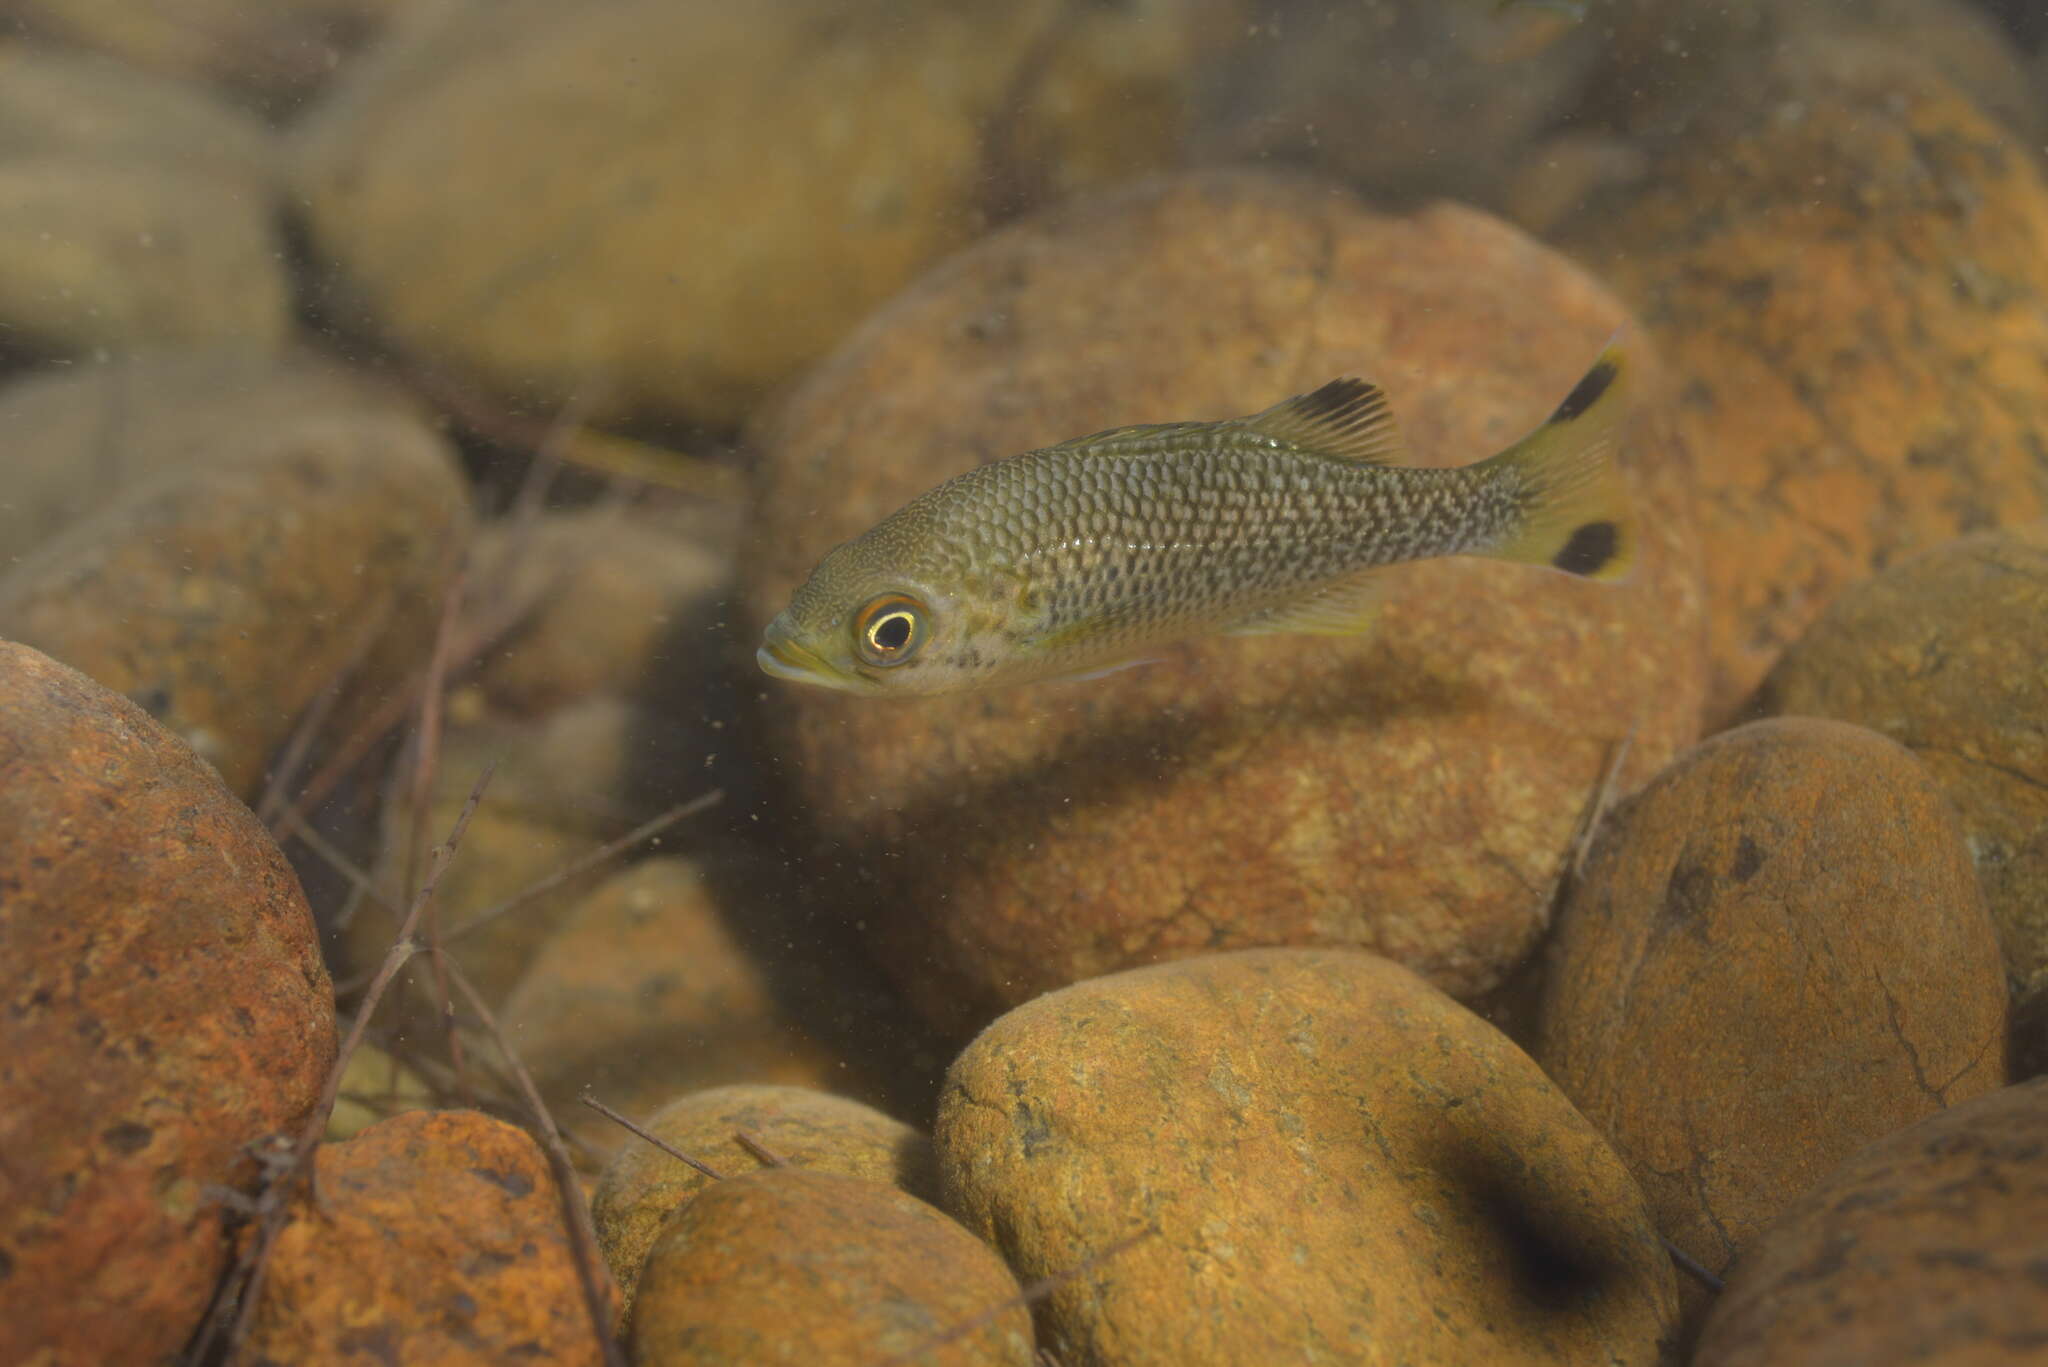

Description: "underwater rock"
936 948 1678 1366
0 43 286 355
1187 0 1603 209
465 507 732 720
5 0 403 116
1693 1078 2048 1366
236 1109 610 1367
293 0 1235 427
2014 971 2048 1081
325 1043 434 1142
1753 524 2048 986
629 1167 1033 1367
742 168 1705 1036
0 351 469 799
0 160 288 356
1536 718 2008 1317
499 854 929 1162
1554 34 2048 719
0 346 434 563
0 42 278 186
592 1083 938 1323
1586 0 2042 147
0 643 335 1367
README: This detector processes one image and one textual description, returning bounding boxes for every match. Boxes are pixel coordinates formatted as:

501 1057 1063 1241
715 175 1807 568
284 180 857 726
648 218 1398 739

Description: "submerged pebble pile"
2 1 2046 1364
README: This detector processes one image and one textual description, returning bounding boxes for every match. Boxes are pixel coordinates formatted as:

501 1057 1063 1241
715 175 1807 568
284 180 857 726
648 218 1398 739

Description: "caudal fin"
1480 337 1636 581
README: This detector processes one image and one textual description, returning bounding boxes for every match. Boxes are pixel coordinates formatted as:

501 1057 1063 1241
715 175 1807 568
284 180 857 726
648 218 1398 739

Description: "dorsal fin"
1238 378 1410 465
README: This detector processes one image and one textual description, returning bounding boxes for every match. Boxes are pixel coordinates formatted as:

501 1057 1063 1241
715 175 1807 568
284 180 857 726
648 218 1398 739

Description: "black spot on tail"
1551 359 1618 423
1553 521 1619 575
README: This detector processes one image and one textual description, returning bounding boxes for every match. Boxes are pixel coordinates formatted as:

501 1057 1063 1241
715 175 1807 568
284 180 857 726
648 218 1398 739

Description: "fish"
758 339 1636 696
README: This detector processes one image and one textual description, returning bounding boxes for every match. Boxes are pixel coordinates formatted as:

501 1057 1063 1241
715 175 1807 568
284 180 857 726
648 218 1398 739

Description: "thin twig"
266 569 556 844
193 761 498 1362
437 957 627 1367
1665 1238 1725 1293
1569 725 1637 881
257 599 394 828
873 1225 1161 1367
732 1129 788 1168
408 572 470 1096
579 1093 727 1181
444 791 724 944
272 807 399 928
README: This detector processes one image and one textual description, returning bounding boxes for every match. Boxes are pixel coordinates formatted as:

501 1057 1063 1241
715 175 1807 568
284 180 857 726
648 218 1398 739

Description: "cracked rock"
1753 522 2048 986
936 947 1679 1365
741 167 1707 1038
591 1084 939 1328
1694 1077 2048 1365
1536 717 2009 1327
234 1109 611 1367
630 1167 1032 1367
1551 34 2048 719
0 643 335 1367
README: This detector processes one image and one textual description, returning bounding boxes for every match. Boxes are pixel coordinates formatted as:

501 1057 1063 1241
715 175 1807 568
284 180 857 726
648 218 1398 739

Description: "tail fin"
1480 336 1636 581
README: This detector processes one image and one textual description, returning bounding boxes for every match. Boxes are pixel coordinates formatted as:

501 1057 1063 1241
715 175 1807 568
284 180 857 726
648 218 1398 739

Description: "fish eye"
853 594 929 667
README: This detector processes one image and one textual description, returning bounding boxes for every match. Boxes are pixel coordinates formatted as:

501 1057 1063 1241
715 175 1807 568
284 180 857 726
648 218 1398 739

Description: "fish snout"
757 616 841 686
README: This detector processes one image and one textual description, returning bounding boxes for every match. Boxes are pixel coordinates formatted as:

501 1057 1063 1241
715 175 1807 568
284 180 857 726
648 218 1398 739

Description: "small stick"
1665 1238 1725 1293
257 599 394 828
579 1093 727 1182
873 1225 1160 1367
732 1129 788 1168
409 572 471 1097
1570 725 1636 881
272 810 399 927
438 958 627 1367
444 791 723 944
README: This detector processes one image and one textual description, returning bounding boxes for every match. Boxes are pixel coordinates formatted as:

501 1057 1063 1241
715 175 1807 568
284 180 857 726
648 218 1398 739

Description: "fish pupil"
872 613 912 651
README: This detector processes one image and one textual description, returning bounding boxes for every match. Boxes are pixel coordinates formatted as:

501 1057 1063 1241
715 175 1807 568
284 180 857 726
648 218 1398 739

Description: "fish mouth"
757 624 860 691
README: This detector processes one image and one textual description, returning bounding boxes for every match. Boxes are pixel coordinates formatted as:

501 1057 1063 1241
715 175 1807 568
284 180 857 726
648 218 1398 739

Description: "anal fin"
1225 570 1388 637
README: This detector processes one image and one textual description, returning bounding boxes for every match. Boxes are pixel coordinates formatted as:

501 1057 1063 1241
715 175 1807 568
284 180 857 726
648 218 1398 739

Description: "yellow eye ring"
853 594 929 667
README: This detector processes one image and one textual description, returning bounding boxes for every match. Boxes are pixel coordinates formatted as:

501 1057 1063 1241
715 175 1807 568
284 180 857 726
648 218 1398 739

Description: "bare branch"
579 1093 727 1182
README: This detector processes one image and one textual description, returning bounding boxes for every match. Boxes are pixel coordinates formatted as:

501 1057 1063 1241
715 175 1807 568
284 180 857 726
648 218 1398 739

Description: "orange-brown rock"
1694 1078 2048 1366
592 1084 937 1321
741 169 1705 1036
0 643 335 1367
499 855 933 1161
1753 524 2048 983
293 0 1239 426
630 1167 1032 1367
1555 35 2048 718
237 1109 612 1367
1536 718 2009 1313
0 352 470 798
936 948 1678 1366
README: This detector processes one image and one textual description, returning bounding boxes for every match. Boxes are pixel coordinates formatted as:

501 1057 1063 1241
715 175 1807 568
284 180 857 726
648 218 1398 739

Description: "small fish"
759 340 1636 696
